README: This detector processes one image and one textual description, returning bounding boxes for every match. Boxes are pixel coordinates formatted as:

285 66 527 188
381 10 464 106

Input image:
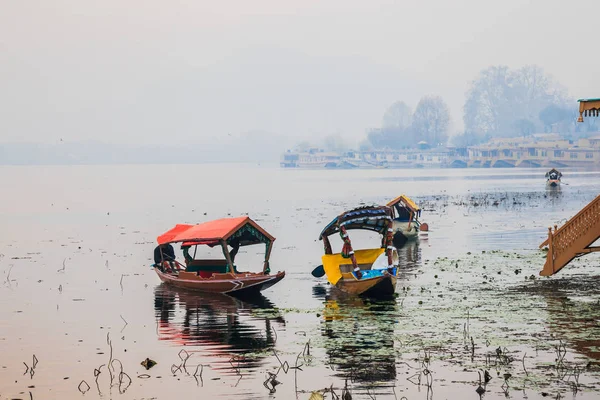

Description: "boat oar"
311 265 325 278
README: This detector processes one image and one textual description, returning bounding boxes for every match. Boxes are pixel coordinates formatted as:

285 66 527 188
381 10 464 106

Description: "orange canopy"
157 217 275 246
157 224 193 244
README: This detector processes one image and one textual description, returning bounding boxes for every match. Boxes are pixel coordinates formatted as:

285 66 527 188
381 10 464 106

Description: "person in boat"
182 245 194 265
546 169 562 181
154 243 176 272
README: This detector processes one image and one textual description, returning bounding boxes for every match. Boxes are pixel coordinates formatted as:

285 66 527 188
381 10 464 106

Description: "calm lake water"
1 164 600 399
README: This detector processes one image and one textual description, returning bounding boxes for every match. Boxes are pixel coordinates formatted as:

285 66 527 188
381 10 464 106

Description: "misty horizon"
2 0 599 152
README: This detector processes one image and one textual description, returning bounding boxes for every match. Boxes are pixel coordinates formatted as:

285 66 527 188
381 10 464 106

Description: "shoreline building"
467 134 600 168
280 133 600 169
280 146 454 169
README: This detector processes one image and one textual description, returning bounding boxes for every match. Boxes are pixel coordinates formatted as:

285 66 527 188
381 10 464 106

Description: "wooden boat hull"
154 268 285 295
334 272 398 298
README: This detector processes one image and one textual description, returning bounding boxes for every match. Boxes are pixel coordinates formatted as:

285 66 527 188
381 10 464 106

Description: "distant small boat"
386 195 423 245
317 205 399 297
153 217 285 296
545 168 562 189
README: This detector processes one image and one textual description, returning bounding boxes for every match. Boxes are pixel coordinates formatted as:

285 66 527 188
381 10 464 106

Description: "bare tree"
412 96 450 146
464 64 572 138
382 101 412 129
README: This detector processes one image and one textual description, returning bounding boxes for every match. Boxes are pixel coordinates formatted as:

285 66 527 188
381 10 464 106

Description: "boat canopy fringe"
319 206 393 239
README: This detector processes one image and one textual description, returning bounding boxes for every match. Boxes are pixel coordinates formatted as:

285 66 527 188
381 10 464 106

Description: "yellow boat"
317 206 399 297
387 195 422 245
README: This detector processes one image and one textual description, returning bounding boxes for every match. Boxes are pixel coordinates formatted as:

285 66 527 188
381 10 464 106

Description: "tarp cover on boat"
319 206 393 239
157 217 275 246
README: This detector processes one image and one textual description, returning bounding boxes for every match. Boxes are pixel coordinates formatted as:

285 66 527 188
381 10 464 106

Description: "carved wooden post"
221 239 234 274
547 227 554 274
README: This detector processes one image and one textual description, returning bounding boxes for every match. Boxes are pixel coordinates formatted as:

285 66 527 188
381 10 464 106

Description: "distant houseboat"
280 148 450 169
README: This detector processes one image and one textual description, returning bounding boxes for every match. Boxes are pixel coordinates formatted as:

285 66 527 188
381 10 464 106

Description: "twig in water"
107 333 114 385
522 352 528 376
5 265 14 285
341 379 352 400
263 372 281 394
303 340 311 356
178 349 191 374
93 363 105 396
78 380 91 394
366 386 376 399
118 371 132 393
193 364 204 387
57 258 66 272
94 364 105 383
571 365 581 393
272 349 290 373
171 364 182 375
229 355 244 376
120 315 128 332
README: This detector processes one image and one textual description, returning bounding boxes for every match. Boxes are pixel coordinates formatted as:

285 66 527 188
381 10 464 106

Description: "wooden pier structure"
539 194 600 276
539 99 600 276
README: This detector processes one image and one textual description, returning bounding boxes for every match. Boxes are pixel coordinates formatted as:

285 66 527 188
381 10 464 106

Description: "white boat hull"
392 220 419 239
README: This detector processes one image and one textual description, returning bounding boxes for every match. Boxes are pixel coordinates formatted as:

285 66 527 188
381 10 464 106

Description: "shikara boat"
153 217 285 295
386 195 423 246
317 206 399 297
545 168 562 189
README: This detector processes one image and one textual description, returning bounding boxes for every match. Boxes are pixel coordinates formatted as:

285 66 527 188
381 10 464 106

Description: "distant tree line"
292 64 598 153
455 65 598 147
363 96 451 150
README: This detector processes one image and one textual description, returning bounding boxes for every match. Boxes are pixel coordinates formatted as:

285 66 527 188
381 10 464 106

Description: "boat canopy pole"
323 236 332 255
263 241 272 274
220 239 235 274
339 225 359 272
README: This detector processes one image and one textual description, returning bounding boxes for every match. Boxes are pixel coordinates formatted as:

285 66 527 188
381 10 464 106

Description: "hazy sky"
1 0 599 146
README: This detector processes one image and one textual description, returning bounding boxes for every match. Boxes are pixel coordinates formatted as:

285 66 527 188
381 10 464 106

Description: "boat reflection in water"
397 239 421 274
313 286 398 389
154 283 285 373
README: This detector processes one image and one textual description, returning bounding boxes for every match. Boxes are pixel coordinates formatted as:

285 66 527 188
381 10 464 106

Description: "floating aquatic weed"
140 358 156 370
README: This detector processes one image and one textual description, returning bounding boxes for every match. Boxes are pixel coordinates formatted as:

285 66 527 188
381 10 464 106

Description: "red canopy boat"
153 217 285 295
